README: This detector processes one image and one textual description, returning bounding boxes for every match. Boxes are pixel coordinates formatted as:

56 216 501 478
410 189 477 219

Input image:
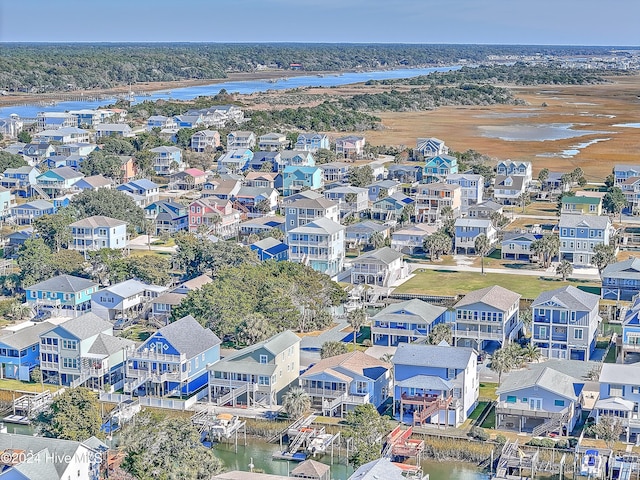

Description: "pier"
3 390 52 425
383 425 425 463
191 410 247 452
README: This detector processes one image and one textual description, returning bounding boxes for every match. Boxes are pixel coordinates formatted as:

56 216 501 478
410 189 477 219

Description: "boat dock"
191 410 247 451
383 425 425 462
3 390 52 425
271 414 340 462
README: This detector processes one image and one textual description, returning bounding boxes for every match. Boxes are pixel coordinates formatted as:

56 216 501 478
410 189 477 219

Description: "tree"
490 211 510 230
35 387 102 441
348 165 374 188
592 243 616 275
427 323 452 345
320 341 348 359
120 411 223 480
50 249 87 277
32 208 76 252
518 191 530 213
79 150 122 179
255 198 273 215
423 230 451 261
344 403 391 467
17 238 54 288
522 344 542 363
399 203 415 225
17 131 32 143
237 314 275 345
555 259 573 281
347 308 367 347
10 301 32 321
123 254 171 285
531 235 559 269
474 233 491 275
70 188 146 233
603 186 626 220
537 168 549 188
490 348 514 384
604 173 615 190
314 148 336 164
281 387 311 420
370 231 386 250
586 415 624 449
30 366 42 384
100 136 135 155
0 151 27 171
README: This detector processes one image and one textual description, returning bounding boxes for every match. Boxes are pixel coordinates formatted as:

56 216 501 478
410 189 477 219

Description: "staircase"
288 427 317 454
215 383 256 406
532 412 568 437
31 184 50 200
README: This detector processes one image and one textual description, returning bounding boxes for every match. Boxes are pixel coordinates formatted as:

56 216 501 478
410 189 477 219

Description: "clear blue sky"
1 0 639 45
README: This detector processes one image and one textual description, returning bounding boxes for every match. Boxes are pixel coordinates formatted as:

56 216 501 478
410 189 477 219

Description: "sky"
1 0 639 45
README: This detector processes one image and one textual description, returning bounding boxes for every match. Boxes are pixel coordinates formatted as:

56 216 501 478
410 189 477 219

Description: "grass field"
479 383 499 401
394 269 599 299
0 379 61 393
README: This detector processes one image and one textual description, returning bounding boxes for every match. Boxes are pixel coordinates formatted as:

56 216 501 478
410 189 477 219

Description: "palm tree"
282 387 311 420
556 260 573 281
370 232 385 250
427 323 453 345
320 341 348 359
474 234 491 275
10 302 32 321
522 344 542 363
347 308 367 347
489 348 512 384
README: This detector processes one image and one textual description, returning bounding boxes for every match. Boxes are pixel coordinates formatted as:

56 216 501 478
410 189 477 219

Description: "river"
0 66 460 118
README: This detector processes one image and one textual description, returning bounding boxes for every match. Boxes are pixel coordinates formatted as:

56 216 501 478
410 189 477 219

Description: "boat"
306 433 334 456
580 449 603 478
209 413 242 438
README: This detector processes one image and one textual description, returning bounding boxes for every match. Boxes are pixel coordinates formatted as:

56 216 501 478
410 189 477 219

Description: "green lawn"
480 406 496 429
0 379 61 393
468 401 489 421
394 270 599 299
479 382 498 401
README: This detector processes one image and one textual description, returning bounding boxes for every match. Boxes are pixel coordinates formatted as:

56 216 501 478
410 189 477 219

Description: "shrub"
362 339 372 347
527 438 556 448
495 434 507 445
469 427 489 441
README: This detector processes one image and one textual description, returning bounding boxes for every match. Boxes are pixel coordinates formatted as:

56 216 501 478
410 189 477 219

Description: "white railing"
127 348 186 363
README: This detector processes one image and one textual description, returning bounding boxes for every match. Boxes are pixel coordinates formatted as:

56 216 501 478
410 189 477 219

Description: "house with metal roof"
350 247 406 288
371 298 447 346
531 286 601 361
561 195 603 216
501 232 542 262
559 213 614 266
453 285 522 353
423 154 458 183
126 315 221 397
454 217 498 254
25 274 99 317
392 342 478 427
348 458 406 480
250 237 289 262
299 351 390 418
90 279 168 321
595 363 640 442
69 215 128 254
10 198 56 224
496 362 587 435
208 330 299 407
601 257 640 301
0 321 56 381
416 137 449 159
116 179 160 205
287 218 345 277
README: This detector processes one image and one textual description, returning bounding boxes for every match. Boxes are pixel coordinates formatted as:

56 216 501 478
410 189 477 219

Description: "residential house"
318 161 350 183
531 285 602 361
173 113 204 128
239 216 286 237
324 185 369 217
558 213 614 266
335 135 366 159
249 151 281 172
366 179 401 202
188 197 241 238
300 351 391 417
282 166 323 197
10 199 56 225
116 179 160 205
493 174 526 205
217 148 254 174
69 108 115 127
190 130 221 152
144 200 189 235
345 221 389 249
201 178 242 199
284 196 340 231
36 112 76 131
0 187 15 218
33 127 90 144
22 142 56 164
186 105 244 128
258 132 288 151
36 166 84 197
619 295 640 361
496 361 589 435
391 223 437 254
72 175 112 192
150 146 183 175
0 321 57 381
250 237 289 262
150 274 213 321
1 166 40 197
125 315 221 396
291 460 331 480
542 171 572 194
55 142 97 158
227 131 256 150
172 168 207 190
392 343 478 427
118 155 138 183
245 171 277 189
347 459 405 480
208 330 299 407
5 228 35 255
496 160 533 185
446 173 484 212
423 154 458 183
468 200 504 219
415 182 461 225
601 257 640 301
287 217 345 277
387 164 423 183
620 177 640 213
91 279 167 321
94 123 134 139
614 164 640 185
416 137 449 158
0 432 106 479
235 186 279 217
295 133 329 152
350 247 406 288
0 115 23 139
69 216 128 254
501 232 542 262
26 275 99 316
560 195 603 215
595 363 640 442
371 192 414 222
453 286 522 352
371 298 447 346
146 115 177 131
278 150 316 172
454 218 498 254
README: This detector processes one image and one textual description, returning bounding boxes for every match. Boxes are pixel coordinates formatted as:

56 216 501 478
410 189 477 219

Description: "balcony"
622 343 640 353
453 328 504 340
40 361 58 370
371 326 426 338
126 366 189 383
495 401 568 419
127 348 186 363
302 386 347 398
40 344 59 352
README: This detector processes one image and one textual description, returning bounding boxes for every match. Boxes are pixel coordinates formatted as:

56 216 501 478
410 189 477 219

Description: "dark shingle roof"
26 274 97 293
155 315 221 358
392 342 474 369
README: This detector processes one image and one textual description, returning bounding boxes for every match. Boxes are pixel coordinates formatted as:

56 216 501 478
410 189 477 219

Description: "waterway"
0 66 461 119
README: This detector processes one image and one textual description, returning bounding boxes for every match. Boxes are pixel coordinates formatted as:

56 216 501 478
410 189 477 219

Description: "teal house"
25 274 99 317
424 154 458 183
282 166 323 197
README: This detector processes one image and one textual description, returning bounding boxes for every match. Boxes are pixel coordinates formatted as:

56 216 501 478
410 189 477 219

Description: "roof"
18 199 54 210
531 285 599 311
348 458 405 480
69 215 127 229
289 217 344 235
291 459 331 477
302 351 390 380
393 223 437 236
288 196 337 210
54 313 113 340
558 213 611 230
395 375 454 391
454 217 492 228
153 315 221 358
496 366 582 401
182 168 206 177
373 299 446 325
179 274 213 291
599 363 640 385
45 166 83 180
502 232 540 243
562 195 601 205
0 321 56 350
470 200 503 212
150 146 181 153
594 397 634 411
128 179 158 190
252 237 286 250
602 257 640 279
392 343 474 369
100 279 166 299
346 221 388 234
353 247 402 265
26 274 97 293
88 333 134 356
494 174 525 190
151 291 186 306
455 285 521 311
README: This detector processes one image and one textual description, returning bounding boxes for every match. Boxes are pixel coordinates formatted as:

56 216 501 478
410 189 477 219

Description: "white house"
287 217 345 277
69 216 128 254
350 247 406 287
91 279 168 321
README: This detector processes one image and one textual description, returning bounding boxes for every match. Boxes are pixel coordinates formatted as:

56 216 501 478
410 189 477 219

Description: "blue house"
1 166 40 197
217 148 254 174
116 179 160 204
614 164 640 185
295 133 329 152
371 299 447 346
619 295 640 362
423 154 458 183
531 286 601 361
454 218 498 254
596 363 640 442
250 237 289 262
392 343 478 427
601 257 640 302
25 274 99 317
282 165 323 197
387 164 423 183
370 192 414 222
277 150 316 172
10 199 56 225
173 114 204 128
144 200 189 234
366 179 401 202
0 322 54 381
36 167 83 197
249 151 281 172
150 146 183 175
124 315 221 397
496 360 588 435
501 232 542 262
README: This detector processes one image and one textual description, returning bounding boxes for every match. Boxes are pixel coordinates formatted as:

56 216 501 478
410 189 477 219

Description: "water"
613 122 640 128
0 66 461 118
478 123 613 142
